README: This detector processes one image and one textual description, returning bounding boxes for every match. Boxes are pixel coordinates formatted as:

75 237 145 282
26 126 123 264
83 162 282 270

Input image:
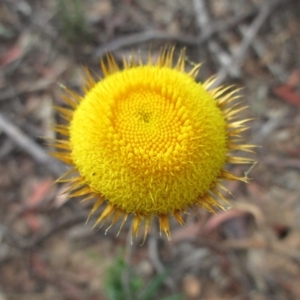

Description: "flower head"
52 48 254 240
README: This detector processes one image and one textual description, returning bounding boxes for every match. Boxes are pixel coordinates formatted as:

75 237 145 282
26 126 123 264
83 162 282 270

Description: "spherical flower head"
52 48 254 240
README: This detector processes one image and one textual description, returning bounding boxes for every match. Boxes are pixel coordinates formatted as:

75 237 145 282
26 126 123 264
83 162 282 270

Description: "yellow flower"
52 48 254 240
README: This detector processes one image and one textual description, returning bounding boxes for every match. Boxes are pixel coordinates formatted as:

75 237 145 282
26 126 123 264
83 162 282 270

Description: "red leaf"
25 178 53 207
22 178 54 232
0 45 23 68
274 85 300 106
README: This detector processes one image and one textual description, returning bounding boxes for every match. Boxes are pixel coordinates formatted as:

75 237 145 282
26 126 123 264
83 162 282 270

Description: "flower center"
113 89 191 164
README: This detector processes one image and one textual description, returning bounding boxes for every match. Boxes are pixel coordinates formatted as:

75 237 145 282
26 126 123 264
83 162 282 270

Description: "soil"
0 0 300 299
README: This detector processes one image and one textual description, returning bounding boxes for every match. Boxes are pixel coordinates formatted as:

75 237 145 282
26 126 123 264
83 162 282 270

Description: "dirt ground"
0 0 300 299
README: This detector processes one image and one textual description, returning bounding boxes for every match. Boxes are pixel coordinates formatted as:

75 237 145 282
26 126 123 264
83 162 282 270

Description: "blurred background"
0 0 300 299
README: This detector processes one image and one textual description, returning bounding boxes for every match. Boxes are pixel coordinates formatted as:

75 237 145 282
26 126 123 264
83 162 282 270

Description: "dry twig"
148 233 176 292
193 0 239 83
122 229 134 300
0 113 65 177
1 214 87 250
193 0 284 87
94 8 258 59
238 25 288 82
262 156 300 170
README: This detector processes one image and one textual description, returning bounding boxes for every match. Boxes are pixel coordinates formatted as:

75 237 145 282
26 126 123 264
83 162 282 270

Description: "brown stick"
94 9 258 59
0 113 65 177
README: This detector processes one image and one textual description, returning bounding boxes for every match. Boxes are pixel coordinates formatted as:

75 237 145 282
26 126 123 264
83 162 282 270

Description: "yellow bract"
52 48 254 240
